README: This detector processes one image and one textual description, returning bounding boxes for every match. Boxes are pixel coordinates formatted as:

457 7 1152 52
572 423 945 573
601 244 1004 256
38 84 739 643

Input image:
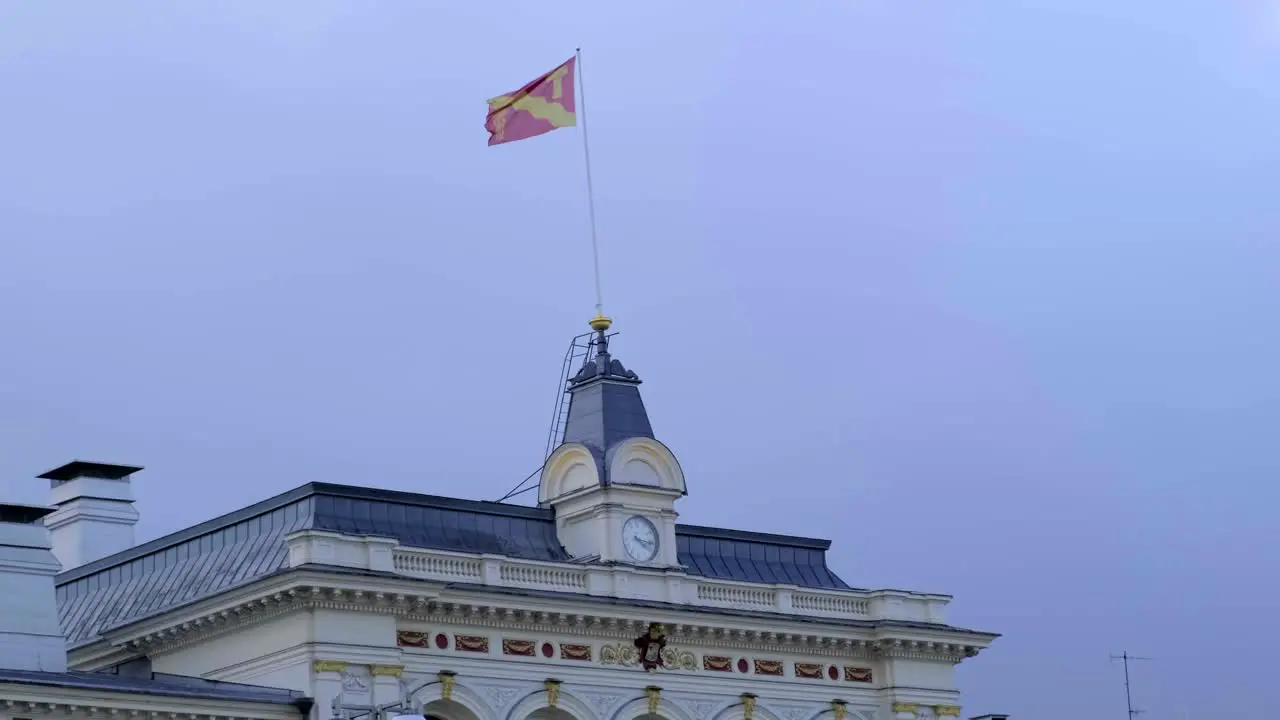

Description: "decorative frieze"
502 638 536 656
661 647 698 670
934 706 961 718
313 660 348 673
794 662 823 679
397 625 877 685
844 666 874 683
703 655 733 672
561 643 592 661
370 664 403 677
100 579 988 665
396 630 429 648
600 642 639 666
753 659 784 676
455 634 489 653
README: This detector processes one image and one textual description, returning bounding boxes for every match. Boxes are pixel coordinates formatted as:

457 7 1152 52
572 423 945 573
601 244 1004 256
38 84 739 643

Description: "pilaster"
370 664 405 705
312 660 347 720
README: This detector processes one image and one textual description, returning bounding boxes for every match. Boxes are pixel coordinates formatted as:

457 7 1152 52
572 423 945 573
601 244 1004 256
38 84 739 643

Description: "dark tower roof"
560 327 655 472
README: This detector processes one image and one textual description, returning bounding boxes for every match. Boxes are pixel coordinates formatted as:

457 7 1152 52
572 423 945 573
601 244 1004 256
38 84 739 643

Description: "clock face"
622 515 659 562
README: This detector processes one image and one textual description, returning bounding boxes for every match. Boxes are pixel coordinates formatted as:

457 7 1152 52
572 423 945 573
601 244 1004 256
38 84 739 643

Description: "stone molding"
81 574 989 666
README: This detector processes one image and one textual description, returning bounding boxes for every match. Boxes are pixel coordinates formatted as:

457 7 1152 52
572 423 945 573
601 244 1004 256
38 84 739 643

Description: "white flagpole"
575 47 605 320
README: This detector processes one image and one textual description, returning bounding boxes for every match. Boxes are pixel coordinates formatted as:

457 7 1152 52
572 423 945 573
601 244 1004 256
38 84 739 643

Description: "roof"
57 482 850 648
0 668 310 707
677 524 847 589
560 333 659 478
38 461 144 482
0 503 55 525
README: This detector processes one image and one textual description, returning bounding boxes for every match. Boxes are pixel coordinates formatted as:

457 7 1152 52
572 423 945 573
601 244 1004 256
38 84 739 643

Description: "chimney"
40 461 143 570
0 503 68 672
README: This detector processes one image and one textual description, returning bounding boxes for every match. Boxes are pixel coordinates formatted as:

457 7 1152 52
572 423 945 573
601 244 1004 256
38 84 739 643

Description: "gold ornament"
438 671 456 700
646 686 662 715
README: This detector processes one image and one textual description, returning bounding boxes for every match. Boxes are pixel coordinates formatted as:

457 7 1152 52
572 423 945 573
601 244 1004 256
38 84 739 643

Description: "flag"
486 57 576 146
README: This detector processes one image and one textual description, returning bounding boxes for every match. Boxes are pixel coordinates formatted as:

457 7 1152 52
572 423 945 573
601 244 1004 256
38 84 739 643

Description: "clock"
621 515 659 562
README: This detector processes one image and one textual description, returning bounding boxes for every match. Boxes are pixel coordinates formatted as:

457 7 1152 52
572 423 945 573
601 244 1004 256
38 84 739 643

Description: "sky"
2 1 1278 718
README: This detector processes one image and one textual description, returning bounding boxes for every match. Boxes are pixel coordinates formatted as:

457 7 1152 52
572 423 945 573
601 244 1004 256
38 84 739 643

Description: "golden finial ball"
589 313 612 332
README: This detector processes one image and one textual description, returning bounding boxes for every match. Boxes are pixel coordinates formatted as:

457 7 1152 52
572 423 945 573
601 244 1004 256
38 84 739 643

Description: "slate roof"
57 482 851 648
0 667 310 707
562 332 654 455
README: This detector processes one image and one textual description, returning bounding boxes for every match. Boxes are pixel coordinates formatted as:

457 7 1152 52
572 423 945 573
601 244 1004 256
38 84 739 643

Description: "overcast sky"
2 2 1278 718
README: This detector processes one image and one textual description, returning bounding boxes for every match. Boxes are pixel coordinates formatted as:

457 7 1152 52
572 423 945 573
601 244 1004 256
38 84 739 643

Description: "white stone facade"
59 532 987 720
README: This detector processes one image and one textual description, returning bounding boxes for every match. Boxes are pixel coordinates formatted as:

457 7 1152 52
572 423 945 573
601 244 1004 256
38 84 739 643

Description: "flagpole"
576 47 605 320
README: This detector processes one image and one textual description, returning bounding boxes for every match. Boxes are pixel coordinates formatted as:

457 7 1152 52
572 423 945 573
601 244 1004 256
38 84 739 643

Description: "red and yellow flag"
485 57 576 146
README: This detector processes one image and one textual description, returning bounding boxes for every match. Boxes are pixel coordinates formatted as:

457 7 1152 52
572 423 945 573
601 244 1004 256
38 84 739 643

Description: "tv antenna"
1109 651 1151 720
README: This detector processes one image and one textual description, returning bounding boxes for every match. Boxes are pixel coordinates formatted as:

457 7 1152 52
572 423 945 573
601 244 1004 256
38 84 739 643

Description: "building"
1 320 1001 720
0 504 313 720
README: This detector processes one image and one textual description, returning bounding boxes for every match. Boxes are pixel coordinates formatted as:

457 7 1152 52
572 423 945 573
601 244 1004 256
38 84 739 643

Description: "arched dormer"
538 442 601 505
539 437 685 505
605 437 686 494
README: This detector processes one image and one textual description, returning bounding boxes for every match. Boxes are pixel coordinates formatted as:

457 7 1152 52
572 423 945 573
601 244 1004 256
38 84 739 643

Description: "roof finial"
589 312 612 333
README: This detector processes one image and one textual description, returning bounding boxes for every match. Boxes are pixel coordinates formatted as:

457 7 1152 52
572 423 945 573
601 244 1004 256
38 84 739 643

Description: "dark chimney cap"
38 461 144 482
0 503 56 525
970 715 1009 720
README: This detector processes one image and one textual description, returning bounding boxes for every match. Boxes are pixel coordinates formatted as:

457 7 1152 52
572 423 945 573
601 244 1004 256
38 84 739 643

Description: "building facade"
3 322 1000 720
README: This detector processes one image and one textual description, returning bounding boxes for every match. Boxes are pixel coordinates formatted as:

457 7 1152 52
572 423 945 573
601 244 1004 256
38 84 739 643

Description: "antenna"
1109 651 1152 720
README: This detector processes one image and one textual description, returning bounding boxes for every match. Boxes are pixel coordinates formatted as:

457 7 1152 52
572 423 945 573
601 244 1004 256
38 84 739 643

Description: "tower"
538 315 686 566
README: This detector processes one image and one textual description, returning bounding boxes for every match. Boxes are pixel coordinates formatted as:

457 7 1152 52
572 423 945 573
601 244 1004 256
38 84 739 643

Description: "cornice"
84 574 987 665
0 688 301 720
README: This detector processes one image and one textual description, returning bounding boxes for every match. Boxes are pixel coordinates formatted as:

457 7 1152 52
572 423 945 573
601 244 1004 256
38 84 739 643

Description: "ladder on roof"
497 328 613 504
544 331 595 460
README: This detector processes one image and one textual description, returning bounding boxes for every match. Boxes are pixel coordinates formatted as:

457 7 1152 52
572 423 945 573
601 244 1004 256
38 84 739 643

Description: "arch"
800 707 840 720
539 443 602 505
605 438 685 494
419 702 480 720
526 708 579 720
707 700 781 720
609 696 696 720
410 680 493 720
507 688 594 720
